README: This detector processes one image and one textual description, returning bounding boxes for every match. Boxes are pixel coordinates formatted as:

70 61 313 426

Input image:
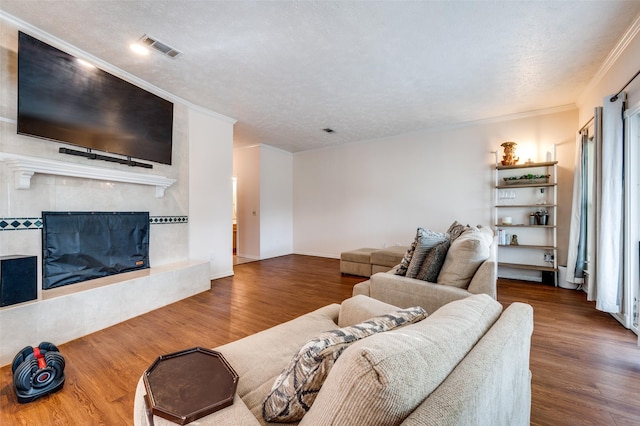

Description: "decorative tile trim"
0 215 188 231
149 216 188 225
0 218 43 231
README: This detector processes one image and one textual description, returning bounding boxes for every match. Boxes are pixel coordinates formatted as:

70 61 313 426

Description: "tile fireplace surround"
0 147 199 366
0 260 210 367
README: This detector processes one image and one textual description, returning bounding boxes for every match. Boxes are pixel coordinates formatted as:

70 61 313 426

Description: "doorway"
232 176 255 266
233 176 237 255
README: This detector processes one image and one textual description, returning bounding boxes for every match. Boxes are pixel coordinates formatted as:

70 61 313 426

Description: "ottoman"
340 248 378 277
371 245 408 274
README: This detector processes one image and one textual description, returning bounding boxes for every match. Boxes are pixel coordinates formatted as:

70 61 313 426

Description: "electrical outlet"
543 253 554 262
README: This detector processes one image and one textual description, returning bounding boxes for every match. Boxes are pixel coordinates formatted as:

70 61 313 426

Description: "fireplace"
42 212 150 289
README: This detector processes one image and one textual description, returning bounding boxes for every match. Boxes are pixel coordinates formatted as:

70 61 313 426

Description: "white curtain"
566 131 586 285
595 93 625 313
587 108 602 303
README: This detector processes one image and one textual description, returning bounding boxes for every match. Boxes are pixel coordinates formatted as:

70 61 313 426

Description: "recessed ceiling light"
130 43 150 56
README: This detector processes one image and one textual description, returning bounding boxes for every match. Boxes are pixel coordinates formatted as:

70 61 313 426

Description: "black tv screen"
42 211 150 289
18 32 174 165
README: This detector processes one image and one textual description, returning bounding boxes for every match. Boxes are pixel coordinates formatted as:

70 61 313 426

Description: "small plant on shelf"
503 174 550 185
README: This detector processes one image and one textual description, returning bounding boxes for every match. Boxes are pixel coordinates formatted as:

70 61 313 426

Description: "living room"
1 1 640 425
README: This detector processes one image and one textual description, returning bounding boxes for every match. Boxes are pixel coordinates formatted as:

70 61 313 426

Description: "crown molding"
0 11 236 125
297 104 578 155
577 14 640 105
457 104 577 128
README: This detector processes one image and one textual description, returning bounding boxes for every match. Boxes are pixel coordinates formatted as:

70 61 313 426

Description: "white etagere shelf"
493 150 558 285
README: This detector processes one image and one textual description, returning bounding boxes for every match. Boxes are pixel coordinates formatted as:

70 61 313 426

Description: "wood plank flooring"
1 254 638 425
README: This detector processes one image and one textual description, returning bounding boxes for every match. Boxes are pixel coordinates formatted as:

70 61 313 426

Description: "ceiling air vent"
139 35 181 58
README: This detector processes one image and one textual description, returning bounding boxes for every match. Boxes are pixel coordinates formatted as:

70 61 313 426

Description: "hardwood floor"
1 255 638 425
499 280 640 425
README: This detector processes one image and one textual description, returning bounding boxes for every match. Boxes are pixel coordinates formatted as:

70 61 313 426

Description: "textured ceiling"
1 1 640 153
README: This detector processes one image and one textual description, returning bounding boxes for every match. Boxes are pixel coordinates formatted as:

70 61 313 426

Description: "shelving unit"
494 156 558 285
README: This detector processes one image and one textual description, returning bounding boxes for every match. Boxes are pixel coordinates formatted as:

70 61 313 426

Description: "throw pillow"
395 229 420 276
415 239 450 282
446 220 469 242
262 306 428 422
405 228 448 278
437 226 493 288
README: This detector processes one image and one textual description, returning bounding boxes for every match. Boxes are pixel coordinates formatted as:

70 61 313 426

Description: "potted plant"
503 173 550 185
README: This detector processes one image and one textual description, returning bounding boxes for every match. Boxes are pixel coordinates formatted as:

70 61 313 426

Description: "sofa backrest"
300 294 503 425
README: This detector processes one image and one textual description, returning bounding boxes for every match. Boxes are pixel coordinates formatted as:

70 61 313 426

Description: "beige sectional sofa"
354 226 497 314
134 293 533 425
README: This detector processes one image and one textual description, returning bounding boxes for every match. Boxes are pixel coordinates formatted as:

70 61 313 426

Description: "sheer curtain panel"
566 131 587 286
595 93 626 313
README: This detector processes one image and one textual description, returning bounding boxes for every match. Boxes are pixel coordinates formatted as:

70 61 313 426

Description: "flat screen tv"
18 32 174 165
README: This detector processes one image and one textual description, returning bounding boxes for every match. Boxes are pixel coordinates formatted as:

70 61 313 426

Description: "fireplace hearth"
42 211 150 289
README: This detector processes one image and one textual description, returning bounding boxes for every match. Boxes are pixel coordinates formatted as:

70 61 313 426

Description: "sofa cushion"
300 294 502 425
262 307 427 422
215 304 341 419
415 239 450 282
405 228 448 278
370 245 408 268
340 247 377 263
437 226 493 288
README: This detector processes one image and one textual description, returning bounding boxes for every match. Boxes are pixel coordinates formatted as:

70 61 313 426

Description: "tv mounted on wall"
18 32 174 166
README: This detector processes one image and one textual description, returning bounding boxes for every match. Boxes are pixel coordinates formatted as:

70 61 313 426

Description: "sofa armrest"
467 258 497 298
352 279 371 297
369 273 471 314
338 294 401 327
467 237 498 299
134 378 260 426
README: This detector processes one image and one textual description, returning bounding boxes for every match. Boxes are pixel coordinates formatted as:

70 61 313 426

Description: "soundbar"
59 147 153 169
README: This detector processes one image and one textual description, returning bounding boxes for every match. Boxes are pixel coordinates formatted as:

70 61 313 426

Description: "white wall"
233 144 293 260
293 109 578 263
260 145 293 259
188 108 235 279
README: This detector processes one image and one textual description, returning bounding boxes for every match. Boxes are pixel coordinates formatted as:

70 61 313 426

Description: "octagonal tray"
143 347 239 425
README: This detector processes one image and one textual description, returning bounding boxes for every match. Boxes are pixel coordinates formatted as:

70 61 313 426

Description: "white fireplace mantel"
0 152 176 198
